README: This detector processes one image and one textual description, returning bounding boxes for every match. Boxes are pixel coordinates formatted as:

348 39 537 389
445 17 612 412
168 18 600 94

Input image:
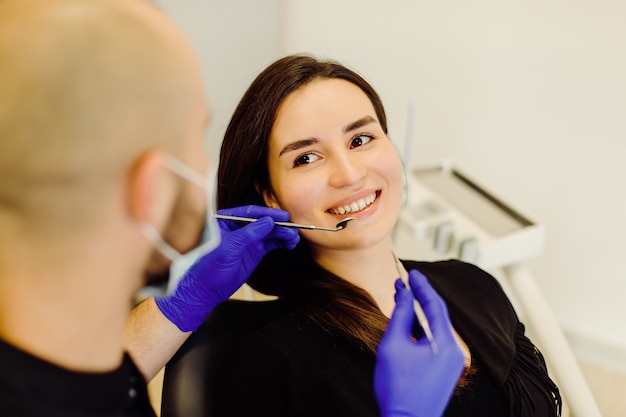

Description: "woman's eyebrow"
343 115 377 133
279 137 319 156
277 116 377 157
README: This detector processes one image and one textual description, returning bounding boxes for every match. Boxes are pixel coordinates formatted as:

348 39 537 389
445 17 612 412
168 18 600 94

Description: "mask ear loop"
164 155 207 188
165 154 220 245
164 156 221 292
139 155 206 261
139 222 181 261
139 155 220 274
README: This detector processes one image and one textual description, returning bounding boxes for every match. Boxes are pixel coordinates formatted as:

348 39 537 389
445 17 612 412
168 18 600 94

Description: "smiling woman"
207 54 562 417
262 77 404 255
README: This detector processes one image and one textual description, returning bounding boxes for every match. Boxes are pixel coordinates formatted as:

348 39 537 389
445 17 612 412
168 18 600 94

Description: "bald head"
0 0 209 233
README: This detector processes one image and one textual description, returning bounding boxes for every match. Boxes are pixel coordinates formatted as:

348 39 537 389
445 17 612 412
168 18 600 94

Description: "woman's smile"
327 190 379 215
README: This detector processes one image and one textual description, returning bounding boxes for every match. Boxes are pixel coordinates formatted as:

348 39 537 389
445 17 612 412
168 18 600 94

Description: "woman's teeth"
328 192 377 215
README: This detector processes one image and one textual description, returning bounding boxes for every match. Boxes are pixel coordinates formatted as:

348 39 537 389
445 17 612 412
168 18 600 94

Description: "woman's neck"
312 237 399 317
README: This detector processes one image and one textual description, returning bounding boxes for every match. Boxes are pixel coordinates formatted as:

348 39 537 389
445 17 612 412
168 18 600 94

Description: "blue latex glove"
155 205 300 332
375 270 465 417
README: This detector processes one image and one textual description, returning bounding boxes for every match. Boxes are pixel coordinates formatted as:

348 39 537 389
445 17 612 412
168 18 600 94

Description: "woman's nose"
327 153 366 188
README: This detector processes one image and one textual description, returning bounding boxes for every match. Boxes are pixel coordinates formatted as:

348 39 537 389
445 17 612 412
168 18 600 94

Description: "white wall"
282 0 626 370
157 0 285 162
160 0 626 370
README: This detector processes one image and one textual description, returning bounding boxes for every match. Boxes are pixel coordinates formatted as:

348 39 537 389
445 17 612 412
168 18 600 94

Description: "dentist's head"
0 0 213 298
0 0 215 371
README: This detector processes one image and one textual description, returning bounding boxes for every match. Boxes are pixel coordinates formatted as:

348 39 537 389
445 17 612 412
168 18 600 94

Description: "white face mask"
139 155 220 297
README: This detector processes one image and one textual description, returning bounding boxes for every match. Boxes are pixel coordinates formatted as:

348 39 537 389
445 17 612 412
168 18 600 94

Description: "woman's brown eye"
294 153 320 167
350 134 373 149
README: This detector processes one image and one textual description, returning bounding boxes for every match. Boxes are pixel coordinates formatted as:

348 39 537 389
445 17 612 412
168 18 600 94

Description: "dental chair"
160 298 284 417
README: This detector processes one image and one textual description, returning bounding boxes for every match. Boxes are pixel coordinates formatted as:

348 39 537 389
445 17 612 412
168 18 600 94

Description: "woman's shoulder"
402 259 503 293
401 259 518 331
401 260 519 378
210 298 376 380
207 301 302 397
208 298 336 358
208 298 302 344
209 300 379 416
400 259 515 317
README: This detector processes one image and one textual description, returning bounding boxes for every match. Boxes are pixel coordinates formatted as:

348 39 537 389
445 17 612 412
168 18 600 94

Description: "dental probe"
215 214 357 232
392 252 438 354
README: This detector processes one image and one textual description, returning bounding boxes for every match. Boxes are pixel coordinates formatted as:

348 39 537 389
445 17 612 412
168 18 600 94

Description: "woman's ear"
127 150 177 228
256 182 281 209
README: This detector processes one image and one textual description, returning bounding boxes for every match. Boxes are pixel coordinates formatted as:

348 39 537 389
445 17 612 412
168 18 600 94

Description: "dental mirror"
215 214 357 232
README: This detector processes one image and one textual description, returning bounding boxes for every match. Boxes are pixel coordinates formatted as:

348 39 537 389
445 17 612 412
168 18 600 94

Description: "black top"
0 337 156 417
207 260 561 417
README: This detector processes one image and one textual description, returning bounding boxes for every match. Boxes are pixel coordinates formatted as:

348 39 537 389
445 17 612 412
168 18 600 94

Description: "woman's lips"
327 191 379 215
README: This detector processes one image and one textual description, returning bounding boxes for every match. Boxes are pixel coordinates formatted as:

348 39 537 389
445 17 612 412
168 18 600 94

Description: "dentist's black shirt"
0 337 156 417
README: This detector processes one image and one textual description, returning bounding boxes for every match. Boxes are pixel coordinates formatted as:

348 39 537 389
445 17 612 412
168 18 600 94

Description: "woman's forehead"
271 79 378 139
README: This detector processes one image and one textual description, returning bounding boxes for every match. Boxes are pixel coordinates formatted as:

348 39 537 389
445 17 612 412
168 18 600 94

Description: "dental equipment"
393 252 438 354
394 159 601 416
215 214 357 232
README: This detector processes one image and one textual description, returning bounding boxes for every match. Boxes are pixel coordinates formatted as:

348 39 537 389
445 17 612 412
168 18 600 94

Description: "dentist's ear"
128 150 178 229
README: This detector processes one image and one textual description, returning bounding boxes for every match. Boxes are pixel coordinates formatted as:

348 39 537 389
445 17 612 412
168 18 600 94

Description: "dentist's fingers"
407 270 457 345
376 274 465 417
383 279 417 340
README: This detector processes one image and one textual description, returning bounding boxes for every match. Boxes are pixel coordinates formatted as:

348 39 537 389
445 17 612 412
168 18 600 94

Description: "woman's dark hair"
217 54 389 355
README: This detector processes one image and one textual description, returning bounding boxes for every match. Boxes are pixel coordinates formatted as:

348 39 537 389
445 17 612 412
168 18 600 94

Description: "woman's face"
263 78 404 250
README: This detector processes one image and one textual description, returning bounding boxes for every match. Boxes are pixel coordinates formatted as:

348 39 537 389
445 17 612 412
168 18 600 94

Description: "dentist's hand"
375 270 465 417
155 205 300 332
